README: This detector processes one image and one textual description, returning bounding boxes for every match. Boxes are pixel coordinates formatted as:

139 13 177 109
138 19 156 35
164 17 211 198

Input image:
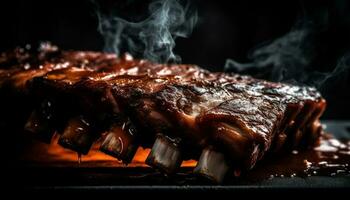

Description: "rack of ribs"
0 43 326 183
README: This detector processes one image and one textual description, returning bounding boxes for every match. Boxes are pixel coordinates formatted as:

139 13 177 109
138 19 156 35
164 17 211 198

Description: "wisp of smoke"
315 54 350 93
224 21 318 83
94 0 197 64
224 19 350 91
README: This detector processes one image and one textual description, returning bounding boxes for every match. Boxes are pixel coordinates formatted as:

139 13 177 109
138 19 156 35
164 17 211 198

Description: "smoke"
316 54 350 93
225 20 318 82
94 0 197 63
224 17 350 90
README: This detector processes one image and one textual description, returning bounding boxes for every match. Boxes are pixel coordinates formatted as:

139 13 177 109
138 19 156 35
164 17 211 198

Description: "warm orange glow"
21 133 197 167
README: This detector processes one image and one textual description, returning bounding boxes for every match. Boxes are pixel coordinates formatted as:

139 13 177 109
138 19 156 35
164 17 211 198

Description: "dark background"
0 0 349 119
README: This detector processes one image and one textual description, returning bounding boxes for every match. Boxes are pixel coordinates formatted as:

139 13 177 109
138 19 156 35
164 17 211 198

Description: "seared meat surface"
0 44 326 182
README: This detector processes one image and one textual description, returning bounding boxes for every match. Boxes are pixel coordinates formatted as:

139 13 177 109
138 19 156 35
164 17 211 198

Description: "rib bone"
194 147 229 183
145 134 182 174
100 123 138 164
24 100 56 143
58 116 94 155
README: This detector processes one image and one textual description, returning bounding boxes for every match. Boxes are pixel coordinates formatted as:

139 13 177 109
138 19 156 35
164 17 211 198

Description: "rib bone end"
24 109 54 143
100 125 138 164
145 134 182 174
58 116 93 155
194 147 229 183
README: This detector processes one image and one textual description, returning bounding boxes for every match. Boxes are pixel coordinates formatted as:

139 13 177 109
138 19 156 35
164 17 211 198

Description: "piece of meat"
26 53 211 162
0 44 326 183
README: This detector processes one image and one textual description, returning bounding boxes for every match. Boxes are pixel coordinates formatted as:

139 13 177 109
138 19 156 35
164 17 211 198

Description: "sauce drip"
77 153 82 165
242 134 350 182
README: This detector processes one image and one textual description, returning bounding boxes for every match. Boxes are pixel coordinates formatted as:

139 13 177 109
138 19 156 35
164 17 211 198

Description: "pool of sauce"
242 134 350 182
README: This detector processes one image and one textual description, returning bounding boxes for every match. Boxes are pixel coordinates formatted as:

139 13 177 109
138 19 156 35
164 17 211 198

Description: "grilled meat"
0 44 326 182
